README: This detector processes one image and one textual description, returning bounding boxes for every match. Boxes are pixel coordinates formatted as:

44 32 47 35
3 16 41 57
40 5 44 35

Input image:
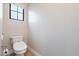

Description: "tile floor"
24 48 33 56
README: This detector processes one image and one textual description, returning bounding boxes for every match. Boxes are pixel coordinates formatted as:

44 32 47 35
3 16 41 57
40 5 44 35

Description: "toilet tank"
11 36 23 43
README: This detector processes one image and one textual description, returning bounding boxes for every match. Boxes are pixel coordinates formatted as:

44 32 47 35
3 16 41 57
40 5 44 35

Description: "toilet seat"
13 41 27 51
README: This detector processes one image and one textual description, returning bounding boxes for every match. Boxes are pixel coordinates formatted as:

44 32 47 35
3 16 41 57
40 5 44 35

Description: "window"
9 4 24 21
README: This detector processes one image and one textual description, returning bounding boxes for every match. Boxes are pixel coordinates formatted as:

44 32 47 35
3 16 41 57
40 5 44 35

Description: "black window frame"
9 4 24 21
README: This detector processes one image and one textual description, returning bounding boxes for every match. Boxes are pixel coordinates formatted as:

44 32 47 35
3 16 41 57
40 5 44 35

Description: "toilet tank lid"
11 36 23 39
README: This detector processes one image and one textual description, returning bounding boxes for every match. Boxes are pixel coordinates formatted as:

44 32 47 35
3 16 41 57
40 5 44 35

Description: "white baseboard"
27 45 41 56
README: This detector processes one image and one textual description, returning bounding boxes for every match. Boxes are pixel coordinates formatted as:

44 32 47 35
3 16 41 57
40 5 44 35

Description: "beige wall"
3 3 28 49
0 3 3 55
28 3 79 56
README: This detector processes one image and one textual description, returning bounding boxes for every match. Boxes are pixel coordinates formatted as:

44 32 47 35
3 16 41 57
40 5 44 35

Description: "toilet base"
14 49 27 56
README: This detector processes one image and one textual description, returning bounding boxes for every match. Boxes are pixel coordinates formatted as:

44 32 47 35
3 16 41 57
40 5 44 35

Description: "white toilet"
11 36 27 56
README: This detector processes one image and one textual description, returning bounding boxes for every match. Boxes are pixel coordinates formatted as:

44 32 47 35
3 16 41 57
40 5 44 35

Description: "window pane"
11 4 17 11
11 11 17 19
18 13 23 20
18 7 23 13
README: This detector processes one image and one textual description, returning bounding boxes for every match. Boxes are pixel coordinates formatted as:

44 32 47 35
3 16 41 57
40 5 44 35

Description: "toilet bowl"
11 36 27 56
